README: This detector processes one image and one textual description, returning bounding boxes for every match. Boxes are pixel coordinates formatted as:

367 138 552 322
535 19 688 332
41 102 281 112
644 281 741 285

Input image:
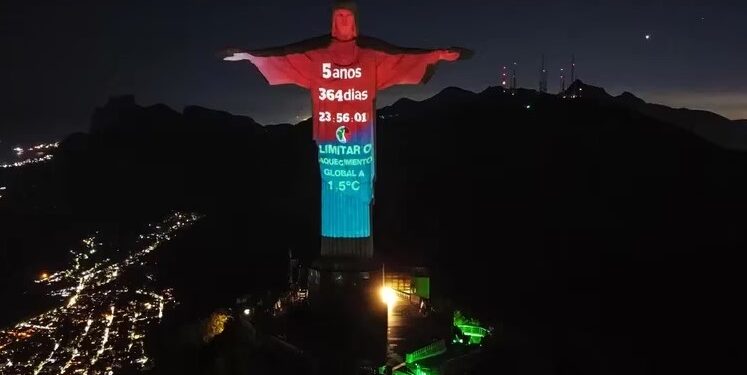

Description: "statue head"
331 0 358 41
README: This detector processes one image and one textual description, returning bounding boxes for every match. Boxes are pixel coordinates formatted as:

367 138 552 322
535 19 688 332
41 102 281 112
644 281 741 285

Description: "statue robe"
231 35 459 257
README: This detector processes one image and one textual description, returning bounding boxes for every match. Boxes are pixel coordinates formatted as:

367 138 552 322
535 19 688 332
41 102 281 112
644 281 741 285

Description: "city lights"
1 142 58 169
0 212 201 374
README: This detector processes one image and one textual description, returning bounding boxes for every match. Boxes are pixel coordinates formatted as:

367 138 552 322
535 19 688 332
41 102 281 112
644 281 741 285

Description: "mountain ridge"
85 80 747 152
561 80 747 149
1 80 744 375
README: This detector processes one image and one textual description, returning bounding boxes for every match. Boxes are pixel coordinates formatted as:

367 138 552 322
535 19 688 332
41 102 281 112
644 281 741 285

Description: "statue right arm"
223 49 316 89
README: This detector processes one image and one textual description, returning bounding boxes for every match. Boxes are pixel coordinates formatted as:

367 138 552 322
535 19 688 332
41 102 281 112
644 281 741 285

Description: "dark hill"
565 80 747 150
1 84 744 375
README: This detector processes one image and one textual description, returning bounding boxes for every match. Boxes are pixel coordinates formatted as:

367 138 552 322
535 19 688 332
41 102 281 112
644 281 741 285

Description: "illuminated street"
1 142 58 169
383 287 432 366
0 212 201 374
386 294 409 365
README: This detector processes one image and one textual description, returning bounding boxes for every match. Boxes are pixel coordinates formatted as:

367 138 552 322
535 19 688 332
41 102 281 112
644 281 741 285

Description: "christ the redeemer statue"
224 0 469 259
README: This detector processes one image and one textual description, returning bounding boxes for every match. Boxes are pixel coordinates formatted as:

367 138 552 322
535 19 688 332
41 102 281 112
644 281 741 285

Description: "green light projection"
453 310 489 345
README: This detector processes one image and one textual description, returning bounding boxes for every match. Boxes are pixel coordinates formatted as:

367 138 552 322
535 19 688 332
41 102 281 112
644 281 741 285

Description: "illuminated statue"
224 0 469 258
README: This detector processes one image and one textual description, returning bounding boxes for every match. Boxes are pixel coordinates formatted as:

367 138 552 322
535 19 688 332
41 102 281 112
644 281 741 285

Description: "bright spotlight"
243 308 251 316
380 286 396 306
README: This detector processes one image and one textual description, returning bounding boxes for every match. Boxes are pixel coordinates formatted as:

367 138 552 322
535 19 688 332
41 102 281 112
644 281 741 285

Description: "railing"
405 339 447 364
455 324 489 338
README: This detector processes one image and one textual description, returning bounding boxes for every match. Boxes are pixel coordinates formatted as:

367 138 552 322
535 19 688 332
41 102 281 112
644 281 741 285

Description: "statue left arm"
374 47 470 90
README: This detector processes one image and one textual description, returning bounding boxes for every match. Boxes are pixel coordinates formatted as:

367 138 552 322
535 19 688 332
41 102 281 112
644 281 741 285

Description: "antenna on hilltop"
569 54 580 98
500 65 509 89
571 54 576 83
539 54 548 93
560 68 566 93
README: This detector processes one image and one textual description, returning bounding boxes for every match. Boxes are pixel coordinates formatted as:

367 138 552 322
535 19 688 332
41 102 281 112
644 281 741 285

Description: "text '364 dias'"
223 1 469 372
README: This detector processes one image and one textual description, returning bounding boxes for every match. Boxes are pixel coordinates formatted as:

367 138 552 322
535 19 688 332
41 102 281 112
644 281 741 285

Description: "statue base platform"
302 256 387 373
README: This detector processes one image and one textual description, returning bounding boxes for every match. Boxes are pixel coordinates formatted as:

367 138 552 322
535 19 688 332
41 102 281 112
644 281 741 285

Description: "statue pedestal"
305 257 387 373
320 236 374 258
308 256 381 301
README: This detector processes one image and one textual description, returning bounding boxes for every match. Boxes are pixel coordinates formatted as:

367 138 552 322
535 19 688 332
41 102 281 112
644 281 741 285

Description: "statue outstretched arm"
222 48 316 89
373 46 472 90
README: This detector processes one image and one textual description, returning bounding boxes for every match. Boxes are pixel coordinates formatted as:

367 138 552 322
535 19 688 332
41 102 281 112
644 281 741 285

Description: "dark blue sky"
1 0 746 147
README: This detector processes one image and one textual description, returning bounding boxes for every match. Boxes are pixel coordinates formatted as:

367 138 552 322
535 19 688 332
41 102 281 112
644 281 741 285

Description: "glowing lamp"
380 286 396 306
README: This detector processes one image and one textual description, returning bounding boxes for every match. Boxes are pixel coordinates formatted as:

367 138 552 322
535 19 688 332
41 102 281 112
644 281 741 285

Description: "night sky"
2 0 746 147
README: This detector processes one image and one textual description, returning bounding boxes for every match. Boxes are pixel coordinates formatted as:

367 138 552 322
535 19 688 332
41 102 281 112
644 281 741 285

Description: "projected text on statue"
223 1 467 254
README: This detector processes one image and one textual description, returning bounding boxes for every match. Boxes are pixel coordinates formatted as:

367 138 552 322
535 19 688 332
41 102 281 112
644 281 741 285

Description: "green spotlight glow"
453 310 489 345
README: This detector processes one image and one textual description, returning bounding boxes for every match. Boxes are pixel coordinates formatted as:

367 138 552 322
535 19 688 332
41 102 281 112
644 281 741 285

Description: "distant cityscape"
0 212 201 374
1 142 59 169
